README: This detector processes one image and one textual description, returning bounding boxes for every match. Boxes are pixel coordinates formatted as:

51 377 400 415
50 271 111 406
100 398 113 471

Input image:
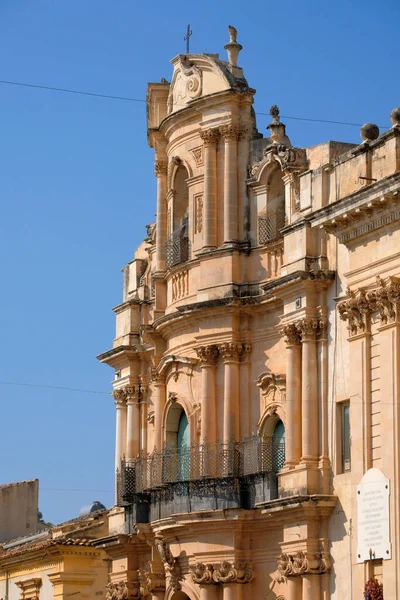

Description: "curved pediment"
167 54 248 114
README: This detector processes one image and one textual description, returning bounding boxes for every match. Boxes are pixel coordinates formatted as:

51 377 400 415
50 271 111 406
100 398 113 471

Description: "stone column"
140 380 148 457
196 345 219 442
297 319 319 464
112 388 127 501
200 128 220 249
237 124 251 242
239 343 252 438
199 586 218 600
153 376 166 450
302 574 320 600
286 577 302 600
318 319 330 493
220 125 239 244
126 386 140 462
282 324 302 466
220 343 242 443
154 159 168 272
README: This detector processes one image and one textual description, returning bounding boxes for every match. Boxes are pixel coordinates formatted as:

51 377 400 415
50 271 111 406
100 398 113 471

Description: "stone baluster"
200 129 220 249
220 125 239 244
282 324 302 467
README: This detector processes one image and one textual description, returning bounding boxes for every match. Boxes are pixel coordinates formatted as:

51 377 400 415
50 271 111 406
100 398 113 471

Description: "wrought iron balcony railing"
117 437 285 520
258 208 286 244
165 231 190 269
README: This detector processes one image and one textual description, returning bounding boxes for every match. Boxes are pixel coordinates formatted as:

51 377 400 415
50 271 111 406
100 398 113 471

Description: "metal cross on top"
184 24 192 55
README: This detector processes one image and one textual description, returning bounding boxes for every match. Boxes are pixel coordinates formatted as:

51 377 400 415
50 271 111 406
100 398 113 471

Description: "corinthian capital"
196 344 219 366
219 342 242 362
112 388 127 406
219 124 240 141
295 318 319 342
282 324 301 347
154 161 168 178
200 128 220 146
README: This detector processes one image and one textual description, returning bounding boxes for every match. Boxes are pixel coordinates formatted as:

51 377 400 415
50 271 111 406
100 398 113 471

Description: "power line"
0 380 109 395
41 487 113 493
0 79 146 103
0 78 388 129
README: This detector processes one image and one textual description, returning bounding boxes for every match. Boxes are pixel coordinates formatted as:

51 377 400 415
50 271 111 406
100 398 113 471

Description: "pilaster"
200 128 220 250
220 124 239 244
196 345 219 442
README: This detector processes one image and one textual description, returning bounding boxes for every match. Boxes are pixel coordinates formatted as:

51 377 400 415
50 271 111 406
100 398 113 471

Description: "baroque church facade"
98 26 400 600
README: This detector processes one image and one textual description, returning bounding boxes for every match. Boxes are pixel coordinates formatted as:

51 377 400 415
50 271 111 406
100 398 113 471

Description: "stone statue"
228 25 238 43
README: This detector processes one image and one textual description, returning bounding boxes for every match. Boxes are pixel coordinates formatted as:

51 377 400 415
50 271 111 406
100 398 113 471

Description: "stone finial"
224 25 242 67
360 122 380 143
267 105 291 148
390 107 400 127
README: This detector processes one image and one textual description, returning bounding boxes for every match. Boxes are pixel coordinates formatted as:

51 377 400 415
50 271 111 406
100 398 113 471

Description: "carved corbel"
155 536 182 592
138 569 166 598
338 287 371 336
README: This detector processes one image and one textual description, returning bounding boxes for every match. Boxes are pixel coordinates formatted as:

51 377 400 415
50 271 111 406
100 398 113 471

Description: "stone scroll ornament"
191 561 253 585
275 551 330 582
155 536 182 592
179 56 202 100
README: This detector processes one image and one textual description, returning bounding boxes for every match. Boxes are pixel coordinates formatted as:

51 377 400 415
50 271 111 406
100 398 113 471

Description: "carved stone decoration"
113 385 141 406
190 563 215 584
338 277 400 335
196 344 219 366
212 561 253 584
113 388 127 406
282 324 301 347
179 56 202 99
190 146 204 167
105 581 134 600
168 391 178 402
138 569 166 598
275 551 331 581
295 318 320 342
194 194 203 234
220 124 240 141
155 536 182 592
200 128 220 146
15 578 42 600
154 161 168 178
256 372 286 400
219 342 251 362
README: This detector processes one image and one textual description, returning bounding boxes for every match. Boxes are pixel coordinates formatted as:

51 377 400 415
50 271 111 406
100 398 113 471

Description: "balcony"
117 437 285 522
258 208 285 244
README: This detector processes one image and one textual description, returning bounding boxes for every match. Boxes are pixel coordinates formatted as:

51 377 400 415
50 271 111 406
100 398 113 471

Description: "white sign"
357 468 391 563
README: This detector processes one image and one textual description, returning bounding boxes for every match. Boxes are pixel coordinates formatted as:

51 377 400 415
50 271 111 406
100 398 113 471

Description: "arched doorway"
166 164 190 268
177 411 190 481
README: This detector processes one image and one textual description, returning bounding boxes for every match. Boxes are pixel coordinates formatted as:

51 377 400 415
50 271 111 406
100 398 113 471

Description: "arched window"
165 403 190 482
258 167 285 244
166 164 190 268
260 415 286 473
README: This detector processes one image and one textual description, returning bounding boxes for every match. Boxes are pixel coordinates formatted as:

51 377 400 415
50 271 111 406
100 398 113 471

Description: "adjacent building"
97 26 400 600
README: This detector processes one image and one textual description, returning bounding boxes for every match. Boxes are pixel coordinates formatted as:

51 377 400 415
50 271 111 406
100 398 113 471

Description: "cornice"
310 171 400 232
261 270 335 296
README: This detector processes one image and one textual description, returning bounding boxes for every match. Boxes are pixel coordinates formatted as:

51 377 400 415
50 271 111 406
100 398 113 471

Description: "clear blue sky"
0 0 398 526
